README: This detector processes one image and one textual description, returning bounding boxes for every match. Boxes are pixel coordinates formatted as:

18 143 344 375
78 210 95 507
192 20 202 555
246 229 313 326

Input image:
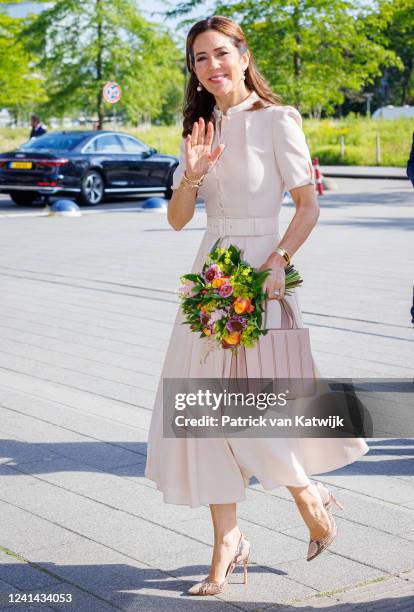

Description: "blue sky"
139 1 216 27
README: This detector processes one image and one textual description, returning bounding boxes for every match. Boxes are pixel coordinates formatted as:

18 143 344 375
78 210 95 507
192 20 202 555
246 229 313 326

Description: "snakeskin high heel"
307 482 344 562
187 532 251 596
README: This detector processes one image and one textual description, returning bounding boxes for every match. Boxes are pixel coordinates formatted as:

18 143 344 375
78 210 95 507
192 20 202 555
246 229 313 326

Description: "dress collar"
213 90 259 118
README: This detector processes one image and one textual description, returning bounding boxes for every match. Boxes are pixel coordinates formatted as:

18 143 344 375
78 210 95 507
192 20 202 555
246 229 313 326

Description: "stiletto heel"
315 481 344 512
307 482 343 562
330 491 344 510
187 532 251 595
243 555 249 584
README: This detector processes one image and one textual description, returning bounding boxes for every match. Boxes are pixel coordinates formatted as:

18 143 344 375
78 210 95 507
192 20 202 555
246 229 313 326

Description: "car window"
91 134 123 153
20 133 87 151
118 135 149 154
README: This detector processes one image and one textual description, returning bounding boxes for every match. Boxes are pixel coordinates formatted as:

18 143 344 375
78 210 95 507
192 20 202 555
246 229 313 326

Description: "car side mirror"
142 149 155 158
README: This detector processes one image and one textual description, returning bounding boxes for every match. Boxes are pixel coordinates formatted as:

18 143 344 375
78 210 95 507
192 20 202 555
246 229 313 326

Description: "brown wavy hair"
182 15 283 138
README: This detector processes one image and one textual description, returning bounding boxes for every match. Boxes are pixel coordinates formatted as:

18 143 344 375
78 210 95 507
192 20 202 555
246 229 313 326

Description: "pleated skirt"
144 230 370 507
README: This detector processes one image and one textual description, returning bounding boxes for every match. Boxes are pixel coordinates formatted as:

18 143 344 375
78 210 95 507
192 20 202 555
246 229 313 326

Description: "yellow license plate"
11 161 33 169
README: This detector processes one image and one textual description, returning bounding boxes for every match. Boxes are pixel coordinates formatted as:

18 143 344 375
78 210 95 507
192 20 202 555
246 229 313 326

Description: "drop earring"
197 82 203 92
242 70 246 81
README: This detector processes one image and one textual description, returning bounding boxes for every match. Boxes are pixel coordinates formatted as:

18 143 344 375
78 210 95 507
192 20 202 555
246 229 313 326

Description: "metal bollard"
376 134 381 165
339 135 345 160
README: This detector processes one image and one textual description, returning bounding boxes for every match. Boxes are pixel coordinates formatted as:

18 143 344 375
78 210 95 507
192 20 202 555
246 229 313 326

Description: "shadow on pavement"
0 557 413 610
1 439 413 478
0 440 148 477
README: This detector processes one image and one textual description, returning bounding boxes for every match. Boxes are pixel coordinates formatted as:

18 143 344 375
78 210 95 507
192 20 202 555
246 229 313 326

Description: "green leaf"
181 273 201 283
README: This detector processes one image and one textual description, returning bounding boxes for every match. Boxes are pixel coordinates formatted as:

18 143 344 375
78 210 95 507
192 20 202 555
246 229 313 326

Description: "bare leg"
207 503 242 582
287 482 331 540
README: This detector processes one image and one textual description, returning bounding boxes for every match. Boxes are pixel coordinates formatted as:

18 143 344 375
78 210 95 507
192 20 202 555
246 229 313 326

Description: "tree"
380 0 414 105
0 1 47 122
164 0 400 116
23 0 184 127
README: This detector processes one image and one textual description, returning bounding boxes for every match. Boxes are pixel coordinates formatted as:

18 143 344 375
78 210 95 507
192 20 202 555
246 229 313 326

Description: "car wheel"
77 170 105 206
9 191 39 206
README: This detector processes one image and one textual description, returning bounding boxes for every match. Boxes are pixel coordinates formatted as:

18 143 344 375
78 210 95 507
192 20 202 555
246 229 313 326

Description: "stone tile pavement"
0 178 413 610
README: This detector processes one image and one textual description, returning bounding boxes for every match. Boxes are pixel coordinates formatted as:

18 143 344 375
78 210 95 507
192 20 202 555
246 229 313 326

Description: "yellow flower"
212 277 226 288
202 301 216 313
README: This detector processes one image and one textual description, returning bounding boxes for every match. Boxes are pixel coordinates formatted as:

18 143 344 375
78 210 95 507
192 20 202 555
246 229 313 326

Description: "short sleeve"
171 137 186 190
272 106 315 191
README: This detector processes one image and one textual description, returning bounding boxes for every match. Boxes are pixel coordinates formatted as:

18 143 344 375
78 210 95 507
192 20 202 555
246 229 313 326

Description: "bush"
312 145 361 166
1 115 412 167
304 117 412 167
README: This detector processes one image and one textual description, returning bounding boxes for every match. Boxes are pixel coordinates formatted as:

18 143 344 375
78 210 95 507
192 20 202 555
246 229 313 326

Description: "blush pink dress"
144 90 369 507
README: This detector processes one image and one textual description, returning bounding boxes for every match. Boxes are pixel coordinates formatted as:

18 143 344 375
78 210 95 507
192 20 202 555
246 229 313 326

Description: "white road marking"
0 206 164 219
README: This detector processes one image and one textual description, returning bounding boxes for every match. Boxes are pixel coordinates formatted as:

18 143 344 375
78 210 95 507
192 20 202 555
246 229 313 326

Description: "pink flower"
219 283 233 298
204 264 221 282
177 279 195 297
209 309 227 324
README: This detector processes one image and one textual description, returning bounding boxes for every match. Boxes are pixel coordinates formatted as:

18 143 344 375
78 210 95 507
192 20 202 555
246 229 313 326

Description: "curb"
320 167 408 180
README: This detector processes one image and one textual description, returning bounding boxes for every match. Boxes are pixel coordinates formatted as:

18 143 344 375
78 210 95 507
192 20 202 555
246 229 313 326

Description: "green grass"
1 116 412 167
289 573 396 605
0 127 30 152
304 116 412 167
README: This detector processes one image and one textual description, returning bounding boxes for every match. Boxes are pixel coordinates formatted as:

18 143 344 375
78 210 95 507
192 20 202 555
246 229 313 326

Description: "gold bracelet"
274 246 291 266
181 181 199 193
182 171 205 187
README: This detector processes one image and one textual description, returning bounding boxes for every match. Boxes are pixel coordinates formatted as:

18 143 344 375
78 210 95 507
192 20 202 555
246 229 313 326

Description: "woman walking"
145 15 369 596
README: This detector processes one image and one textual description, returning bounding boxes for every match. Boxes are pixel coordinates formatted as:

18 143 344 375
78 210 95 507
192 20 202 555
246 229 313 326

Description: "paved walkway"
0 178 413 610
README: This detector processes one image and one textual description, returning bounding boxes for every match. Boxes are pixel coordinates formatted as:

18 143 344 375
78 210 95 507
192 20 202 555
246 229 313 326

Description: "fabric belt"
207 216 280 237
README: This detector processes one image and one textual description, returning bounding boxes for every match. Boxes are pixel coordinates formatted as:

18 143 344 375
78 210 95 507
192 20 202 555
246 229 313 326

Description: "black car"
0 131 179 205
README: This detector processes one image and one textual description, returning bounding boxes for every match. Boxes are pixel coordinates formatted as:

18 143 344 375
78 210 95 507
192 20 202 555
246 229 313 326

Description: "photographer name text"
174 415 345 428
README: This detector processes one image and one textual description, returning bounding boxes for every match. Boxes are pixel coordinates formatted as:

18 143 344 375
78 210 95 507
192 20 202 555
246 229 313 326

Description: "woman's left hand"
258 252 286 301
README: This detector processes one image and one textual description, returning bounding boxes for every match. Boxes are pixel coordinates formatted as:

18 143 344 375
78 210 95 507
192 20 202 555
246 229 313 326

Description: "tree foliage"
0 1 47 121
1 0 413 123
379 0 414 105
164 0 402 116
22 0 184 125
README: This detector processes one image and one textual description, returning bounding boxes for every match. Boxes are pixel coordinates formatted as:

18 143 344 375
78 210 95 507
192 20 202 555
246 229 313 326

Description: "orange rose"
222 331 241 346
212 277 226 288
203 328 212 336
233 297 252 314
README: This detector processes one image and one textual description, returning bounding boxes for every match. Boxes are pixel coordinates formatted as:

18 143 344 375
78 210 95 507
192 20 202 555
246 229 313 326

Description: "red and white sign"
103 82 122 104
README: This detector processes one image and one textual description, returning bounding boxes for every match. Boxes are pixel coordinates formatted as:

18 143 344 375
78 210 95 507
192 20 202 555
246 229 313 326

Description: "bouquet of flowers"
177 239 303 354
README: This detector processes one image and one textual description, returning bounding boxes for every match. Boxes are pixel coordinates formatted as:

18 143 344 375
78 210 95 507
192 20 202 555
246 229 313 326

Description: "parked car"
0 131 179 205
